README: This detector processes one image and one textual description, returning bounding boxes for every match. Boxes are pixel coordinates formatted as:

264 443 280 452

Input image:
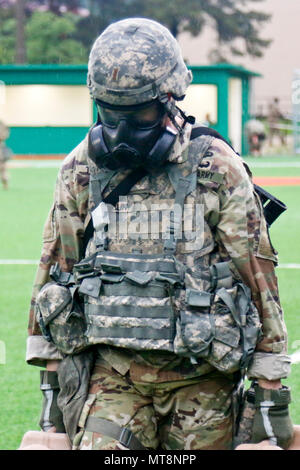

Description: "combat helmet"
87 17 192 110
87 18 194 170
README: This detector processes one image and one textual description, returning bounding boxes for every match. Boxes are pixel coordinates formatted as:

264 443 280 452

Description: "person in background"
245 118 266 157
0 120 10 190
203 112 214 127
268 97 286 147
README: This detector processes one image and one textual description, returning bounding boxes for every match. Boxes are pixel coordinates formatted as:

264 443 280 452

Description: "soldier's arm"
209 138 290 384
27 142 90 367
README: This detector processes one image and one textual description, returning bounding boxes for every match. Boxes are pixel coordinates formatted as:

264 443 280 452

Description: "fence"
293 70 300 154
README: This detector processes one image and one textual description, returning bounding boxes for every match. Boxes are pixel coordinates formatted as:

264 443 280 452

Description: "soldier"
0 120 10 189
268 97 286 147
245 118 266 157
27 18 293 450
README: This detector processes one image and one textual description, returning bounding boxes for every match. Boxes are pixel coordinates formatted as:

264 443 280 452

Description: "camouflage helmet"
87 17 193 106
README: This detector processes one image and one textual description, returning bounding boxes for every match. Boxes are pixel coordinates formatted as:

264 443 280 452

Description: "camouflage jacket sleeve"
26 138 90 367
204 138 290 380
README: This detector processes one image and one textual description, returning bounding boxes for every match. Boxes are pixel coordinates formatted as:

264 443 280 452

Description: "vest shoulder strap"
190 125 287 226
190 125 236 152
82 167 148 256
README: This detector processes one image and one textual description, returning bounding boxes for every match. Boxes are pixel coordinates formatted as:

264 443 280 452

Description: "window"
181 84 218 125
0 85 93 127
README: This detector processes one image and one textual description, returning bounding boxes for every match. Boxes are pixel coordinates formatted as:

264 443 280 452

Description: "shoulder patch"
197 169 224 185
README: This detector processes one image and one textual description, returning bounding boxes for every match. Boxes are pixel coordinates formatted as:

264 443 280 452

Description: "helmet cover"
87 17 193 106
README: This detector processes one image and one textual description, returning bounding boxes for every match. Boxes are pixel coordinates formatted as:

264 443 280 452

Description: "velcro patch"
197 169 224 184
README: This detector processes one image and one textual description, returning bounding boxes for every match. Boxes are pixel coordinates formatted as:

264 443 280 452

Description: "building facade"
178 0 299 117
0 64 258 156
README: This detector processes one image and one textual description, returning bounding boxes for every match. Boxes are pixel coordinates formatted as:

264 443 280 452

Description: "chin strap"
176 105 196 127
158 93 196 135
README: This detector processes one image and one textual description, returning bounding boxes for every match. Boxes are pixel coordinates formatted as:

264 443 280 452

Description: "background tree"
15 0 26 63
131 0 271 61
0 5 88 63
25 11 88 63
72 0 134 50
0 0 271 64
0 3 16 64
75 0 271 62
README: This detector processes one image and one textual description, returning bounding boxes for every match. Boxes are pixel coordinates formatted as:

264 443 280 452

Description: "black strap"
85 416 148 450
191 126 287 226
82 167 148 255
191 125 236 152
102 167 148 207
253 184 287 226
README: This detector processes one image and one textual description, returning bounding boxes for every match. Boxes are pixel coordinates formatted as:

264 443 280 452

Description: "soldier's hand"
46 426 57 433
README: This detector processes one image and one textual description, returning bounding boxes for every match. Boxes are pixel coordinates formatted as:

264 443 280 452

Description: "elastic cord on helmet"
158 95 195 135
176 106 196 127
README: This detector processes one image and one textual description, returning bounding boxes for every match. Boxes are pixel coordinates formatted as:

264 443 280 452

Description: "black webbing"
191 126 287 226
253 183 287 226
102 167 148 206
85 416 148 450
191 125 236 152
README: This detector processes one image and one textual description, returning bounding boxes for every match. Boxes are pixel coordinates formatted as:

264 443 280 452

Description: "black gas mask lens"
96 100 165 130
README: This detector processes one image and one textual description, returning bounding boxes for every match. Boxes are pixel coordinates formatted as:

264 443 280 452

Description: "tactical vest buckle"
50 263 73 286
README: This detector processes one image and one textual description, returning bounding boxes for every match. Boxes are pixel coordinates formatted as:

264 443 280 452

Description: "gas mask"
88 99 178 170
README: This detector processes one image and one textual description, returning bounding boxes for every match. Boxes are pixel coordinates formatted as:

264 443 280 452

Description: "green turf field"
1 156 300 450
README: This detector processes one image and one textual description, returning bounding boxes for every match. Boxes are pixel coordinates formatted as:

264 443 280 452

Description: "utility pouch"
174 281 262 374
207 283 262 373
36 282 88 355
174 289 213 357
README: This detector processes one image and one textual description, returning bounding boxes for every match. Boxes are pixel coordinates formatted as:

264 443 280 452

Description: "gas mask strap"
176 106 196 128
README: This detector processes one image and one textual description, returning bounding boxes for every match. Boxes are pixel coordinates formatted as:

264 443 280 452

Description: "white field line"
0 260 300 268
279 264 300 269
290 350 300 364
8 161 62 168
0 260 39 265
248 162 300 168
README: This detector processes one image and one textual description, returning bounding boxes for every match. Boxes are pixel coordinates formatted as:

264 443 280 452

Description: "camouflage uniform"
27 125 290 449
27 18 290 450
